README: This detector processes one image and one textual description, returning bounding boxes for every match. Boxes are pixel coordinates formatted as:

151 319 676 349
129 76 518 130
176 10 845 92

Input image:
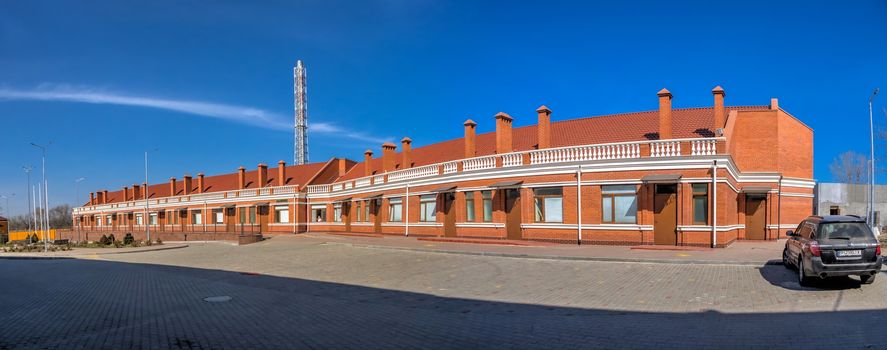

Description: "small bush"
155 238 163 245
123 233 134 246
108 234 116 245
29 234 39 244
131 240 142 248
112 240 123 248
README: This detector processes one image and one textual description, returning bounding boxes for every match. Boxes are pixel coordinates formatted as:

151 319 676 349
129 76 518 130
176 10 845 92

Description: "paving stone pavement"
1 236 886 349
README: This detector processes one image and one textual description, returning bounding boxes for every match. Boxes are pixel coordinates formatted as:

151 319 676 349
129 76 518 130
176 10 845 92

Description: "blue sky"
1 0 885 215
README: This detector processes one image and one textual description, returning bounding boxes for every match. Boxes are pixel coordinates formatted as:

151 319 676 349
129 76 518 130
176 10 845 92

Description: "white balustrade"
388 164 439 182
650 141 681 157
258 188 271 196
462 155 497 171
307 184 331 194
502 153 523 167
691 139 717 156
355 177 371 188
275 185 298 194
530 143 641 164
373 174 386 185
443 161 458 174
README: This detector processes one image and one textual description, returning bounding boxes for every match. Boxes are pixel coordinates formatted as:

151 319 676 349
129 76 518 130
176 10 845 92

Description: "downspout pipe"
712 160 718 248
577 166 582 245
777 175 783 240
405 183 410 237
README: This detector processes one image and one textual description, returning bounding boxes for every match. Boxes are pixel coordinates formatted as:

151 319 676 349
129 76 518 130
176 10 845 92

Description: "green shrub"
123 233 134 246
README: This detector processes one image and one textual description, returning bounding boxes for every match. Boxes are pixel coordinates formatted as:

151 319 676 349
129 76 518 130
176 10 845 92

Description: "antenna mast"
294 60 309 165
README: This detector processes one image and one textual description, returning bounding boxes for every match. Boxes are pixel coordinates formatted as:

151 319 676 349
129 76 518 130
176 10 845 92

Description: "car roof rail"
847 214 863 219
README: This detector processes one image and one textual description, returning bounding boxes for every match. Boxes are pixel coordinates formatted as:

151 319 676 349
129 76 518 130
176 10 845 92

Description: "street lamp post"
869 88 879 233
30 142 50 251
22 166 33 236
75 177 86 243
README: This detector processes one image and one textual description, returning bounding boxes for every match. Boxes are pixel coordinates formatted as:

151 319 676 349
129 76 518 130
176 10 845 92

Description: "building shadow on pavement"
1 258 886 349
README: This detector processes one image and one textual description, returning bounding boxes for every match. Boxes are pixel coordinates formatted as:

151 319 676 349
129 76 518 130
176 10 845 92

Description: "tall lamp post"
23 166 33 235
75 177 86 242
31 142 50 250
869 88 879 233
144 149 158 243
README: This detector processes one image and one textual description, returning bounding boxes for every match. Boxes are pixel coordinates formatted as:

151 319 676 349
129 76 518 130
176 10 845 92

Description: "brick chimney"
141 183 148 199
277 160 287 186
770 98 779 110
338 158 348 176
658 88 673 140
401 137 412 168
364 150 373 176
536 105 552 149
89 192 95 205
237 167 246 189
197 173 205 193
132 184 140 200
123 186 129 201
257 164 268 187
495 112 513 154
169 177 177 196
712 86 726 130
102 190 109 203
183 175 192 195
382 142 397 172
464 119 477 158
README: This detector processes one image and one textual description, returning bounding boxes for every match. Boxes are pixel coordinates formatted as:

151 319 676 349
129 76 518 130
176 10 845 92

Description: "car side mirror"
785 230 795 237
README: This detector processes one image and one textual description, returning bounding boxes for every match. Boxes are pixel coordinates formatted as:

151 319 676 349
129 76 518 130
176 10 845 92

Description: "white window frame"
420 195 436 222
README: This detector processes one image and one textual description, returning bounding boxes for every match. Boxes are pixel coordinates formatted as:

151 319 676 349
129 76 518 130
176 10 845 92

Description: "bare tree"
829 151 868 184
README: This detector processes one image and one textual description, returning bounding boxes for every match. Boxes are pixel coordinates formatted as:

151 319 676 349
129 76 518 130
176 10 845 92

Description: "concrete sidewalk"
296 232 788 266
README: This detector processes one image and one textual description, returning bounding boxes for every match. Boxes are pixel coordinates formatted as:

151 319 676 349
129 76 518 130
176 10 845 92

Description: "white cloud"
0 84 390 144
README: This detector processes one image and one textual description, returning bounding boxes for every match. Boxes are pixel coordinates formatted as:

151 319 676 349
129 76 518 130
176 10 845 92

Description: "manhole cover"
203 296 232 303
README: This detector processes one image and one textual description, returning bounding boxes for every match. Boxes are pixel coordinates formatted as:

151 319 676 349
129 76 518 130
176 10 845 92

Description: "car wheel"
783 248 792 269
798 256 813 287
860 274 876 285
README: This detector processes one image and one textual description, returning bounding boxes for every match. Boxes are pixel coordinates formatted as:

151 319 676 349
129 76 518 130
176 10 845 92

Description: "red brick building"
72 87 814 247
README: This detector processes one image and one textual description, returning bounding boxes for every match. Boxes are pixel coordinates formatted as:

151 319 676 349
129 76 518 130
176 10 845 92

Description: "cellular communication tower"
294 59 308 165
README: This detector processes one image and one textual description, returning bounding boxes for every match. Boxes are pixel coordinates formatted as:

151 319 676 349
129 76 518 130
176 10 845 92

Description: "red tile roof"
338 106 768 181
92 160 335 205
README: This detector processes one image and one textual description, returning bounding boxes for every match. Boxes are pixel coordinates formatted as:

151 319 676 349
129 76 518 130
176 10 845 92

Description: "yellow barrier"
8 229 56 241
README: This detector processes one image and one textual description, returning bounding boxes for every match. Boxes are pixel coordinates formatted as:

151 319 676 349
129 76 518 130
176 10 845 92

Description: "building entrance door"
654 184 678 245
343 202 352 232
373 199 382 234
504 189 522 240
258 205 269 233
745 195 766 240
226 207 235 232
442 192 456 237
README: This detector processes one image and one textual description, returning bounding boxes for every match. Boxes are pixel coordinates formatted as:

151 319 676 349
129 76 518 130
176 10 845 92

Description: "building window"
692 184 709 225
465 191 476 222
135 213 143 225
275 206 290 223
311 205 327 222
106 215 113 226
388 197 403 222
174 211 180 224
420 195 436 222
602 185 637 224
333 204 342 222
364 201 370 222
149 213 158 225
356 202 362 222
534 187 564 223
191 210 202 225
213 209 224 224
239 208 245 223
481 191 493 222
829 206 840 215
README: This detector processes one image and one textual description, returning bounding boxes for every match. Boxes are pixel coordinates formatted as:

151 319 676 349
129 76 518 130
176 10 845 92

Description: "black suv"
783 215 882 286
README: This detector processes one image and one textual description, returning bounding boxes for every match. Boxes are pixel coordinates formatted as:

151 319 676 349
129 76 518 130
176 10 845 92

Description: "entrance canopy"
641 174 682 183
740 186 771 194
430 186 457 193
488 180 523 188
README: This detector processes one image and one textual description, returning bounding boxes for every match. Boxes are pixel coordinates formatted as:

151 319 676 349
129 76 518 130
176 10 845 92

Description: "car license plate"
837 250 862 257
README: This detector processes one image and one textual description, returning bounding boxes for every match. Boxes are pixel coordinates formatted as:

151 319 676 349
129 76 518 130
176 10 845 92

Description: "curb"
323 242 782 267
0 244 188 259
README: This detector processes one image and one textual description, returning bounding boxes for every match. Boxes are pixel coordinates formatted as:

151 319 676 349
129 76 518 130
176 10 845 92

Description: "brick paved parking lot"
1 236 886 349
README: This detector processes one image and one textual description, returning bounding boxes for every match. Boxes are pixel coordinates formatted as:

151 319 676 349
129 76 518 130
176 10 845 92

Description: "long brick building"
72 87 814 247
